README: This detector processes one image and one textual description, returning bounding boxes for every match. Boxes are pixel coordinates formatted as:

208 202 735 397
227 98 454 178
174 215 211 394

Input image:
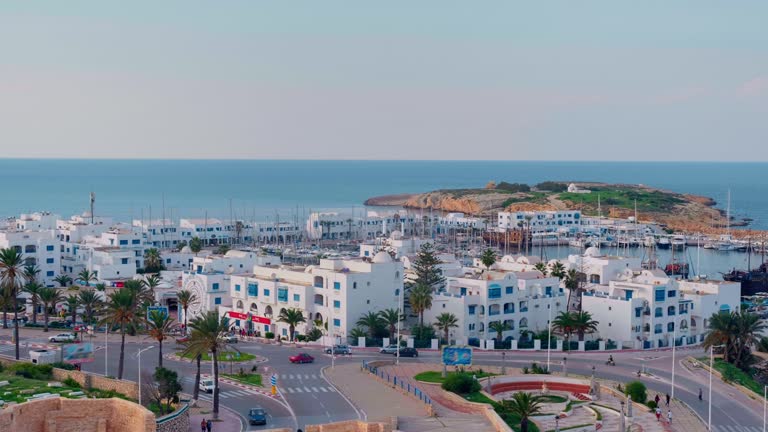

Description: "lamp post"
396 281 403 366
547 297 553 372
104 326 109 376
763 385 766 432
671 315 677 399
501 351 506 375
137 345 155 406
708 344 725 431
562 357 567 377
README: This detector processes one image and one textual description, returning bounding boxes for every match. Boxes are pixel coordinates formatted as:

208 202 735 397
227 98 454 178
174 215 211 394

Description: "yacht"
657 236 671 249
671 235 686 250
643 235 657 248
715 234 737 251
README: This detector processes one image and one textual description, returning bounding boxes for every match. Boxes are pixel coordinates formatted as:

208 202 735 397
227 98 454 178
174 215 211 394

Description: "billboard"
442 346 473 366
227 311 271 325
147 306 169 320
62 342 95 364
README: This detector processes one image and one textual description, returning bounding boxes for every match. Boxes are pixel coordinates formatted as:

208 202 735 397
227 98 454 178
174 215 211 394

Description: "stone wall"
304 420 392 432
0 397 156 432
156 403 190 432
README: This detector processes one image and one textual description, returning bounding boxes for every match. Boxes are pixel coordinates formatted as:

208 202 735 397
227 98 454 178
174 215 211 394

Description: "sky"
1 1 767 161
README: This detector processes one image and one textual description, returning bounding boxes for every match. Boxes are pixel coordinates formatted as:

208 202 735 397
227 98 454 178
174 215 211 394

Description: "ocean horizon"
2 159 767 229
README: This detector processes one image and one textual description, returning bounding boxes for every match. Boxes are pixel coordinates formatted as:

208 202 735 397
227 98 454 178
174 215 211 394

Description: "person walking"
655 407 661 421
699 388 703 401
667 409 672 424
665 393 670 406
200 419 207 432
206 419 212 432
655 394 661 406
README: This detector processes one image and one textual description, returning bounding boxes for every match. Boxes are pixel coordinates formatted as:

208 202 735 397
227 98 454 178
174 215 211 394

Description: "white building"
223 252 403 340
567 183 591 194
497 210 582 233
0 219 60 286
436 213 487 231
306 211 419 241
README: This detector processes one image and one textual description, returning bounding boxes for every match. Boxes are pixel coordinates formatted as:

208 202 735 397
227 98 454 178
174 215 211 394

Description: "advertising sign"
62 342 95 364
227 311 271 324
442 346 472 366
147 306 169 319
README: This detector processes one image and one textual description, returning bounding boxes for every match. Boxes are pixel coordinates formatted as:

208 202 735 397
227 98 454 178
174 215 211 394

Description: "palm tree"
146 309 176 368
433 312 459 344
552 311 574 351
570 310 599 341
78 289 101 326
563 269 581 311
143 248 163 273
23 264 40 284
379 308 402 337
77 269 98 287
409 283 433 326
38 287 64 332
144 274 162 295
733 312 766 368
23 282 44 325
0 288 13 330
356 311 385 338
349 327 367 339
489 320 510 342
53 274 73 288
533 262 548 276
99 288 140 379
500 392 543 432
549 261 566 279
177 289 198 333
480 248 497 270
65 294 80 324
0 248 24 359
124 279 154 307
181 312 232 419
277 308 306 341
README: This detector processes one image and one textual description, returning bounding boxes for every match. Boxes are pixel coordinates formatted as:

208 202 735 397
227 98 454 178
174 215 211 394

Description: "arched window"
519 318 528 328
503 303 514 314
667 306 676 316
314 294 324 306
25 245 36 253
667 322 675 332
488 304 500 316
655 307 663 317
643 323 650 332
264 305 273 316
719 304 731 313
478 305 485 315
250 303 258 312
654 324 662 334
680 319 688 330
504 319 515 330
315 312 323 322
478 322 485 332
313 276 324 288
279 308 286 317
690 317 697 327
589 274 600 284
236 300 243 309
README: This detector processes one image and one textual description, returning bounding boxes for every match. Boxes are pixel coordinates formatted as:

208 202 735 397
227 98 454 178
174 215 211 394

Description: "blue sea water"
1 159 766 229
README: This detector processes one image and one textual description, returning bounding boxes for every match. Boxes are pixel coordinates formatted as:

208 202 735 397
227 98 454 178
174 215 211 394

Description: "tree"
349 327 367 340
624 381 647 404
144 274 162 294
411 323 435 341
277 308 306 341
356 311 385 338
39 287 64 332
704 311 766 368
570 311 599 342
409 243 445 290
23 282 44 325
433 312 459 344
23 264 40 285
0 248 24 359
564 269 581 311
379 308 402 337
552 311 574 350
177 289 198 333
215 244 230 255
733 311 766 368
77 269 98 287
53 274 73 288
65 294 80 324
533 262 548 276
99 288 140 379
0 286 13 330
489 321 510 342
549 261 566 279
500 392 543 432
151 367 182 415
125 279 154 307
189 237 203 255
480 248 497 271
182 311 232 420
175 240 188 252
78 289 101 326
143 248 163 273
146 309 176 368
409 283 433 326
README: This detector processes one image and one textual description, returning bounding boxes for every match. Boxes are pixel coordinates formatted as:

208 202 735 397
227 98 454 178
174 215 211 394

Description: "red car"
289 353 314 364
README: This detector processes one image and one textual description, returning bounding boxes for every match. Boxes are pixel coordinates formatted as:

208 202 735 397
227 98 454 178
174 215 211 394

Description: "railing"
361 361 432 406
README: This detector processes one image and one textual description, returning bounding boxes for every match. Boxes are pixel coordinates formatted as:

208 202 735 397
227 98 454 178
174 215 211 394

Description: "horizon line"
0 157 766 163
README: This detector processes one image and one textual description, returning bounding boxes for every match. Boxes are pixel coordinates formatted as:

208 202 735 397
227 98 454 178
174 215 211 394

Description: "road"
1 330 763 432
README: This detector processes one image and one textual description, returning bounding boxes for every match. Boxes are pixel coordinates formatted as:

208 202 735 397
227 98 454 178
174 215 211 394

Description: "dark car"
248 407 267 425
289 353 314 364
324 345 351 355
398 347 419 357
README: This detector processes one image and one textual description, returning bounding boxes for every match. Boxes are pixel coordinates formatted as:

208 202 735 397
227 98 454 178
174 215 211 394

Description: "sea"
2 159 767 277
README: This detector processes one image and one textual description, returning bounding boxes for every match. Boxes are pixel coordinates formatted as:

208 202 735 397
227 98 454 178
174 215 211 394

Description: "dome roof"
372 251 393 263
180 246 192 254
390 230 403 240
584 246 601 257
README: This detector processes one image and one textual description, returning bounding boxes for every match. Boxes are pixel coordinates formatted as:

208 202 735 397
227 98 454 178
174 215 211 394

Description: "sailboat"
723 237 768 295
715 190 737 251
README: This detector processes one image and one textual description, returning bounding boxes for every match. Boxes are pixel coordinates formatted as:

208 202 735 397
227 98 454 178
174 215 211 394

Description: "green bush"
63 376 81 388
265 332 275 339
535 181 568 192
496 182 531 193
11 363 53 380
442 373 481 394
52 362 76 370
646 400 658 410
306 328 323 342
624 381 647 404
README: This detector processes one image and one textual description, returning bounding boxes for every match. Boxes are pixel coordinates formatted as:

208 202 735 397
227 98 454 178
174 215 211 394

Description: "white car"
48 333 76 343
199 378 215 394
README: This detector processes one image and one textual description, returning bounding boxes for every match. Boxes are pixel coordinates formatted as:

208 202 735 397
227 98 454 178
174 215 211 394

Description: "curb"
321 365 366 421
217 377 279 399
165 352 268 366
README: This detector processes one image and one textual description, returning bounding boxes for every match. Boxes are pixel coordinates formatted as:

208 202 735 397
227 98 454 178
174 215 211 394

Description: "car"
379 345 399 354
199 378 215 393
324 345 351 355
398 347 419 358
248 407 268 425
219 334 238 343
289 353 314 364
48 333 77 343
175 336 190 343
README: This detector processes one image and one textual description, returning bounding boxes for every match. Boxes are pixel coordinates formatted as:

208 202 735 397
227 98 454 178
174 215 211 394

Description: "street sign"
147 306 169 320
62 342 95 364
270 374 277 386
442 346 473 366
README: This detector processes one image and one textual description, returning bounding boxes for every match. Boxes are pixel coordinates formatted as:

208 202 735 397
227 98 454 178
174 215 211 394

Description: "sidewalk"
187 397 244 432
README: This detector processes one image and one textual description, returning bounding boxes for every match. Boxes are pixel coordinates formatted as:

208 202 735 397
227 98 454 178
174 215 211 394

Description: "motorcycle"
605 359 616 366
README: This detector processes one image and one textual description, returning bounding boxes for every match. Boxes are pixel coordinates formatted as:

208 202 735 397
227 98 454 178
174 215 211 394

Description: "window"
46 258 54 264
119 240 128 245
334 300 341 308
655 307 663 317
46 245 54 251
505 286 513 294
121 258 129 265
667 290 677 298
333 318 341 327
488 286 501 299
635 308 642 318
132 239 140 245
278 287 288 302
460 287 467 296
395 289 399 296
654 324 662 334
333 282 341 290
212 283 220 291
214 297 222 305
264 289 270 297
545 286 552 296
626 291 633 300
667 322 675 332
247 283 258 296
655 289 665 302
667 306 676 316
235 284 241 292
468 305 477 315
293 294 300 302
46 271 54 277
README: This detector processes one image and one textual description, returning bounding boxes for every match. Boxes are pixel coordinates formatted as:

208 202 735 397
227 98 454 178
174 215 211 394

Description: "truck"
29 349 57 365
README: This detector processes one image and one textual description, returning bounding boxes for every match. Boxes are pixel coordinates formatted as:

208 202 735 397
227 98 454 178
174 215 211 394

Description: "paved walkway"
187 397 244 432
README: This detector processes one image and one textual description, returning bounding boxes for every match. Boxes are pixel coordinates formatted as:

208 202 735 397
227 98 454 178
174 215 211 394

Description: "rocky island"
365 181 748 234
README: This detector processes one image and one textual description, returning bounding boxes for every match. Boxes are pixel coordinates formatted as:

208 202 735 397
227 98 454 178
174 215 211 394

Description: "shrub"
624 381 647 404
52 362 76 370
535 181 568 192
12 363 53 380
529 362 550 374
63 376 81 388
646 400 658 411
306 328 323 342
442 373 481 394
265 332 275 339
722 366 738 383
496 182 531 193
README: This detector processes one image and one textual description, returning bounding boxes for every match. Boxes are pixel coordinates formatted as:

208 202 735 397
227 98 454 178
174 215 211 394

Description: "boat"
723 240 768 295
715 234 737 251
671 235 686 250
643 235 656 248
657 236 671 249
665 262 690 279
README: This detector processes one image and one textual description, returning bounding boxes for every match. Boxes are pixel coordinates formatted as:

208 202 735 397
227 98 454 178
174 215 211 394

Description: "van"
199 379 215 394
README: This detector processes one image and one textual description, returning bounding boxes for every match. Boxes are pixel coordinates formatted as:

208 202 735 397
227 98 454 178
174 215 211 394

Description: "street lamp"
396 281 403 366
547 297 553 372
104 326 109 376
763 385 767 432
671 316 677 399
136 345 155 406
501 351 506 375
708 344 725 431
562 357 567 377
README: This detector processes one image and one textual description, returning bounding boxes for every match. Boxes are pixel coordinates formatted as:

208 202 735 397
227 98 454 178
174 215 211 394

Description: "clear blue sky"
1 1 766 160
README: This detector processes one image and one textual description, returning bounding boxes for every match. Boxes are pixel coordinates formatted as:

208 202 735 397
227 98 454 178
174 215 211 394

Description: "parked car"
248 407 268 426
324 345 351 355
219 334 238 343
48 333 77 343
379 345 398 354
199 378 215 393
175 336 190 344
398 347 419 358
289 353 314 364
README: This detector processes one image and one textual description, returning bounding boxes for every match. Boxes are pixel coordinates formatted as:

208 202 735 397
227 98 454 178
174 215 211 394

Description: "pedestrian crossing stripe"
280 374 319 379
714 426 762 432
282 386 336 394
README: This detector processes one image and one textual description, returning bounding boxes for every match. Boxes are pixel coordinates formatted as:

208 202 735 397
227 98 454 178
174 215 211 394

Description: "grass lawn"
222 373 263 387
698 357 764 397
464 391 495 404
0 370 132 404
538 395 568 403
453 390 539 432
558 188 683 213
176 351 256 362
414 370 497 383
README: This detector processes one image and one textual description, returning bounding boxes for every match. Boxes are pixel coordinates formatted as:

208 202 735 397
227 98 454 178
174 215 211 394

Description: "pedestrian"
200 419 207 432
206 419 212 432
665 393 670 406
698 388 703 401
655 407 661 421
667 409 672 424
654 394 660 406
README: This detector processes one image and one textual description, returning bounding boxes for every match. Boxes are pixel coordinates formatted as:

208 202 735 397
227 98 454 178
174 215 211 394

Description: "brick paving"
187 397 244 432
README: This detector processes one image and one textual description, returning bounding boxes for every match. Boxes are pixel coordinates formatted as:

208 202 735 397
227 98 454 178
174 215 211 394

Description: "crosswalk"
277 374 320 380
714 425 763 432
281 385 336 394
